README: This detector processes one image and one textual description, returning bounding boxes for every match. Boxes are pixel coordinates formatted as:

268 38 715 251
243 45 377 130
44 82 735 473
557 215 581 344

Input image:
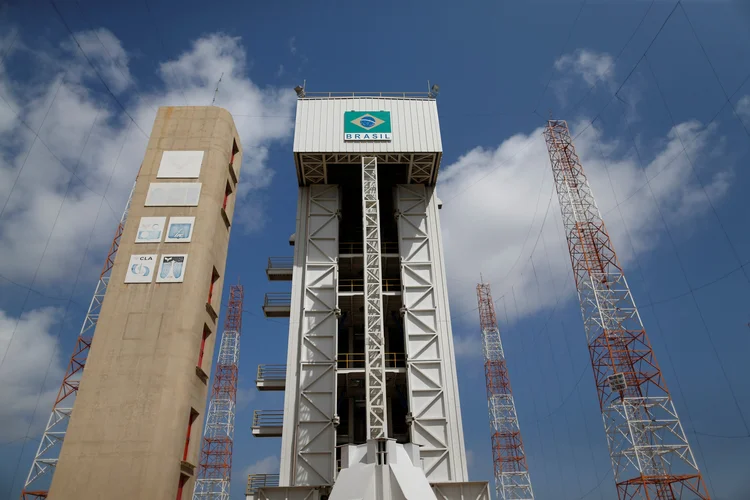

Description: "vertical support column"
293 184 340 486
395 184 466 482
362 157 388 439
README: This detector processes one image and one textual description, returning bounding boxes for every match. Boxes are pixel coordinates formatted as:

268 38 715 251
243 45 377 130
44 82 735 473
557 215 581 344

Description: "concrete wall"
49 106 242 499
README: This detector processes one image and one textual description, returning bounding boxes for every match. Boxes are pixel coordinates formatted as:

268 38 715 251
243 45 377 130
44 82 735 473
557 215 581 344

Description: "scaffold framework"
544 119 709 500
476 282 534 500
362 156 387 439
21 182 136 500
193 284 244 500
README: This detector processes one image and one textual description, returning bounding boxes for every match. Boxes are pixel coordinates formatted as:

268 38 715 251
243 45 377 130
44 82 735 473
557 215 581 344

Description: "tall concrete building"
47 107 242 499
252 90 489 500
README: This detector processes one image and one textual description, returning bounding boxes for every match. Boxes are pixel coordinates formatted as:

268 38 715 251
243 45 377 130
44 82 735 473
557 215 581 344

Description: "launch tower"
251 90 489 500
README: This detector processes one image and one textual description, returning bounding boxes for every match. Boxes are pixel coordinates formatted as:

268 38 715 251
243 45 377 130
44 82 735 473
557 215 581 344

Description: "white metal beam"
362 157 387 439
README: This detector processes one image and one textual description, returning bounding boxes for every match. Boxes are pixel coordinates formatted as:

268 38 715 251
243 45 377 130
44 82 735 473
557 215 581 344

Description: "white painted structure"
250 92 487 500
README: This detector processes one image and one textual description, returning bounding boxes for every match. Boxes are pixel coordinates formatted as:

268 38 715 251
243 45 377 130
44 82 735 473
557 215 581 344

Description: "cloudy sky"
1 0 750 499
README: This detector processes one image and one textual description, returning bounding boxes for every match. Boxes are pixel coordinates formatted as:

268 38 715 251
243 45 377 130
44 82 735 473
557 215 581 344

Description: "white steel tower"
544 119 708 499
476 282 534 500
193 284 244 500
250 90 489 500
21 181 135 500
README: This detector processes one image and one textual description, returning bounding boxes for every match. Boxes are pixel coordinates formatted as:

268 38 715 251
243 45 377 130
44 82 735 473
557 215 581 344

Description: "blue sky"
1 0 750 499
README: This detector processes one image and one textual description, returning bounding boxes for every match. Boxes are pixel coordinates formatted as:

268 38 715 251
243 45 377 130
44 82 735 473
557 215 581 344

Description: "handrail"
385 352 406 368
382 279 401 292
267 257 293 269
263 293 291 307
257 364 286 381
338 352 406 369
253 410 284 427
338 278 401 292
246 473 280 494
338 279 364 292
339 242 398 254
338 353 365 368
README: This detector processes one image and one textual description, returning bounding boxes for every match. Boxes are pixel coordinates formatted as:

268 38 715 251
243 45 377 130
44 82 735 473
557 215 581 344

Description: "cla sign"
132 255 154 275
344 111 392 141
125 254 157 283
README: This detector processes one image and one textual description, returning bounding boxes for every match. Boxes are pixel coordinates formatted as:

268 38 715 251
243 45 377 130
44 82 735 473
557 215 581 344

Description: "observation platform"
266 257 293 281
256 365 286 391
252 410 284 437
262 293 291 318
246 474 280 495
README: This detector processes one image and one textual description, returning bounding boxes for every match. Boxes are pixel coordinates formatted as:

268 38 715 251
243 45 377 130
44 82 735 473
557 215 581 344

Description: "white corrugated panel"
293 98 442 153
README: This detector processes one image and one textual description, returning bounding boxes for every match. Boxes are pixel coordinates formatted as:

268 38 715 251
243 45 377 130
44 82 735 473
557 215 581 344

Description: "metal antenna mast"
193 283 244 500
211 72 224 106
476 281 534 500
21 182 137 500
543 119 709 500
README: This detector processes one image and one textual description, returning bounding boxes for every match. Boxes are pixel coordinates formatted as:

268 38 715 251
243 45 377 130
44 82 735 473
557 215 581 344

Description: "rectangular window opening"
183 408 199 462
230 139 239 165
176 474 188 500
197 324 211 368
207 267 220 306
223 181 232 210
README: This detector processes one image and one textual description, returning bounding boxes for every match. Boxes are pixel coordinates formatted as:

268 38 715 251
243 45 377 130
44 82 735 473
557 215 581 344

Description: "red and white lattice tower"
476 281 534 500
21 182 136 500
543 119 709 500
192 284 244 500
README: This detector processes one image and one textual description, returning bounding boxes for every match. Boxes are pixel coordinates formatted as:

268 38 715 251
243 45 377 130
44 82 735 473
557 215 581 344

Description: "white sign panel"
165 216 195 243
157 254 188 283
125 254 157 283
135 217 166 243
145 183 202 207
157 151 204 179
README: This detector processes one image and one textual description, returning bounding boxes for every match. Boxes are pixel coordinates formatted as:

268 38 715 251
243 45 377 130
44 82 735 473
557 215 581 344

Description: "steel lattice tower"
476 282 534 500
21 182 136 500
193 284 244 500
362 156 387 439
543 120 709 500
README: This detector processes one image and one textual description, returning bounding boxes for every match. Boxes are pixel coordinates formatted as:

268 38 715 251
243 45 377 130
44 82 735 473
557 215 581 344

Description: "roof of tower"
292 91 443 186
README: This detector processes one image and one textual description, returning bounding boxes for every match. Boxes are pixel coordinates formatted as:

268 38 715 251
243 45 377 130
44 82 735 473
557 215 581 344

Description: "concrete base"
246 440 489 500
431 482 490 499
330 440 489 500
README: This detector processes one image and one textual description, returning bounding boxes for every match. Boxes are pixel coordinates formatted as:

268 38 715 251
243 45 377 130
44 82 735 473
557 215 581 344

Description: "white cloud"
245 455 280 475
236 386 257 409
555 49 614 87
63 28 133 94
453 333 482 360
288 36 297 55
0 307 64 440
276 64 285 78
156 34 295 191
737 95 750 122
0 31 295 289
439 119 731 324
552 49 618 107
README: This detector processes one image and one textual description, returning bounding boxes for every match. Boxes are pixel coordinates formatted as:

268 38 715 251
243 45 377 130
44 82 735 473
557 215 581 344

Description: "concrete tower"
47 107 243 499
252 91 489 500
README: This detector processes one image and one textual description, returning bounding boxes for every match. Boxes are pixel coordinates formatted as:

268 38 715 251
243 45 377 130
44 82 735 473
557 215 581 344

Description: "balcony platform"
256 365 286 391
263 293 291 318
252 410 284 437
266 257 293 281
246 474 279 495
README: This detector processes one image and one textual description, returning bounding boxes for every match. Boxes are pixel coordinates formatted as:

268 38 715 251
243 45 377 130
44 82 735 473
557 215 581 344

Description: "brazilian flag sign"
344 111 392 141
